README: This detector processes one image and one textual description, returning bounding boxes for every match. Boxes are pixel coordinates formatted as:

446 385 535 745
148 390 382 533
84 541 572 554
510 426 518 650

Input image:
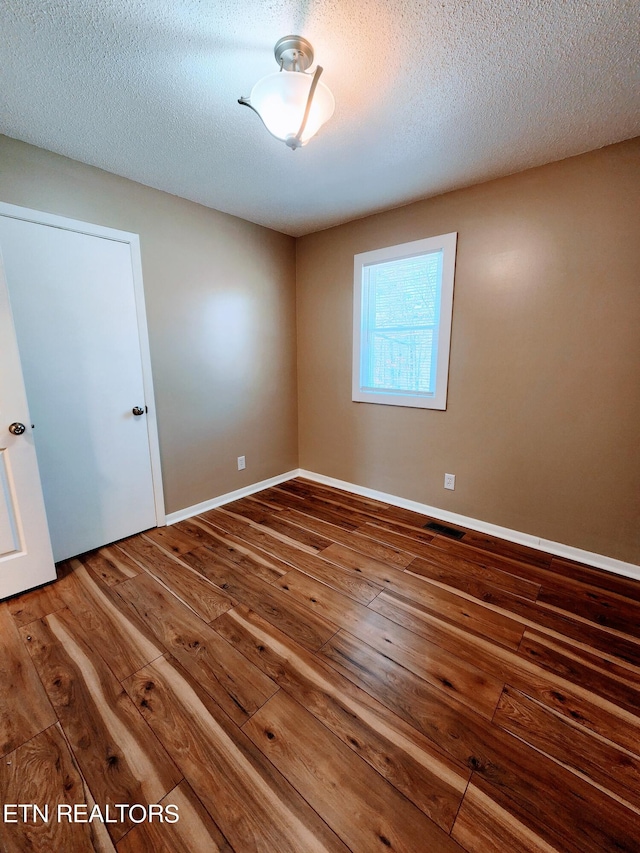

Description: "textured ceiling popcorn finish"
1 0 639 235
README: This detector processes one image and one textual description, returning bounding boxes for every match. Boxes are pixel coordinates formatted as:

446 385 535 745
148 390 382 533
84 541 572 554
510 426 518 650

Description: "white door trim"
0 202 165 527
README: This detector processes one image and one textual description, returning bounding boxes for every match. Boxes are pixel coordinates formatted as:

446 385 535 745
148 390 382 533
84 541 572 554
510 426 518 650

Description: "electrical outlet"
237 455 246 471
444 473 455 490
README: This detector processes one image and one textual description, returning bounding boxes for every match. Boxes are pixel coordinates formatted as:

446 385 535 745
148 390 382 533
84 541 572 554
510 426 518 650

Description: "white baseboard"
165 469 300 525
298 469 640 582
164 466 639 582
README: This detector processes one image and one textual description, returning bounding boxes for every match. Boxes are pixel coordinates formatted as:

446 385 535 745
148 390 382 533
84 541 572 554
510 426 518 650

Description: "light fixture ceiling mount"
238 35 334 151
273 34 314 72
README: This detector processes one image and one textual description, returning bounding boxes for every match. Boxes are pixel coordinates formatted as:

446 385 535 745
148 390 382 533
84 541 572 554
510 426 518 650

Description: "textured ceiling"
1 0 639 236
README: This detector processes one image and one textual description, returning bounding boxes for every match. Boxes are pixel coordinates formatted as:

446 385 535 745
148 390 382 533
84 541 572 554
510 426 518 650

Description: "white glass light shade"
249 70 334 146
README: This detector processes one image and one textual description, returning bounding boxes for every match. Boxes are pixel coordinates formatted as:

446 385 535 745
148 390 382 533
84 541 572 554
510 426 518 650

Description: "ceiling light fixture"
238 35 335 150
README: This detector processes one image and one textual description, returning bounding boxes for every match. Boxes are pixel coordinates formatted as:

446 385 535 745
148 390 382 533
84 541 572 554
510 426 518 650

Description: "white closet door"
0 215 158 562
0 250 56 598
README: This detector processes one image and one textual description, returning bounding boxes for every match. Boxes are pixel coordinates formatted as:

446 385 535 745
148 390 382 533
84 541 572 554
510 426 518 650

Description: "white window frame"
352 232 457 410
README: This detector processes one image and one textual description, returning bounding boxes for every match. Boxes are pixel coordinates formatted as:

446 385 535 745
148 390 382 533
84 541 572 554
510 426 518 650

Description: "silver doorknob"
9 422 26 435
132 407 145 416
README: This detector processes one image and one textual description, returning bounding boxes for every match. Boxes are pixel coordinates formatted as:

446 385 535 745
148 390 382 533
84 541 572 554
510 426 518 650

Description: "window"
352 232 457 410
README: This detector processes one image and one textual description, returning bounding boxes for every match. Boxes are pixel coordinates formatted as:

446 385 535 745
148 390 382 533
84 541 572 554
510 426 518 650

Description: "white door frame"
0 201 166 528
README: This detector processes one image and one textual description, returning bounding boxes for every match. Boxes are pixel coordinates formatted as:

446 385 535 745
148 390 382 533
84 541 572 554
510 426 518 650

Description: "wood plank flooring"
1 477 639 852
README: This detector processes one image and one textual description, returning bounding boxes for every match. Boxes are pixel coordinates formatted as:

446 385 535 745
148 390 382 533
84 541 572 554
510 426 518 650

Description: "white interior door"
0 251 56 598
0 209 163 563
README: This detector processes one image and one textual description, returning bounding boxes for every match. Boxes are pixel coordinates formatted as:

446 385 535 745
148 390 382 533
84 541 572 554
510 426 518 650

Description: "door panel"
0 216 158 562
0 252 56 597
0 450 21 556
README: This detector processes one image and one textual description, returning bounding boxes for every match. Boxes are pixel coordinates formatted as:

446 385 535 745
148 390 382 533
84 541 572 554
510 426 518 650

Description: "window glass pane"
370 252 441 329
362 249 442 395
367 328 435 393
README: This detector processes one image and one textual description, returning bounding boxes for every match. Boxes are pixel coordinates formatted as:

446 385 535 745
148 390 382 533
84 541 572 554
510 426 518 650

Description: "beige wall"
296 139 640 564
0 135 298 513
2 135 638 564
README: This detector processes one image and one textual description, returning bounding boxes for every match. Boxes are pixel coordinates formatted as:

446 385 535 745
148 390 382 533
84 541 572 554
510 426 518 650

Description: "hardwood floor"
2 478 640 852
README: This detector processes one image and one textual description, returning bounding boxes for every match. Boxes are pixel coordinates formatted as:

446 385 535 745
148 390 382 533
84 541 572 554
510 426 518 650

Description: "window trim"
352 232 457 410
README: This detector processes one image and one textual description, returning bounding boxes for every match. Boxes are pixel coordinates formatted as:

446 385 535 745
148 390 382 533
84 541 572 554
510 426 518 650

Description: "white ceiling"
1 0 639 236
